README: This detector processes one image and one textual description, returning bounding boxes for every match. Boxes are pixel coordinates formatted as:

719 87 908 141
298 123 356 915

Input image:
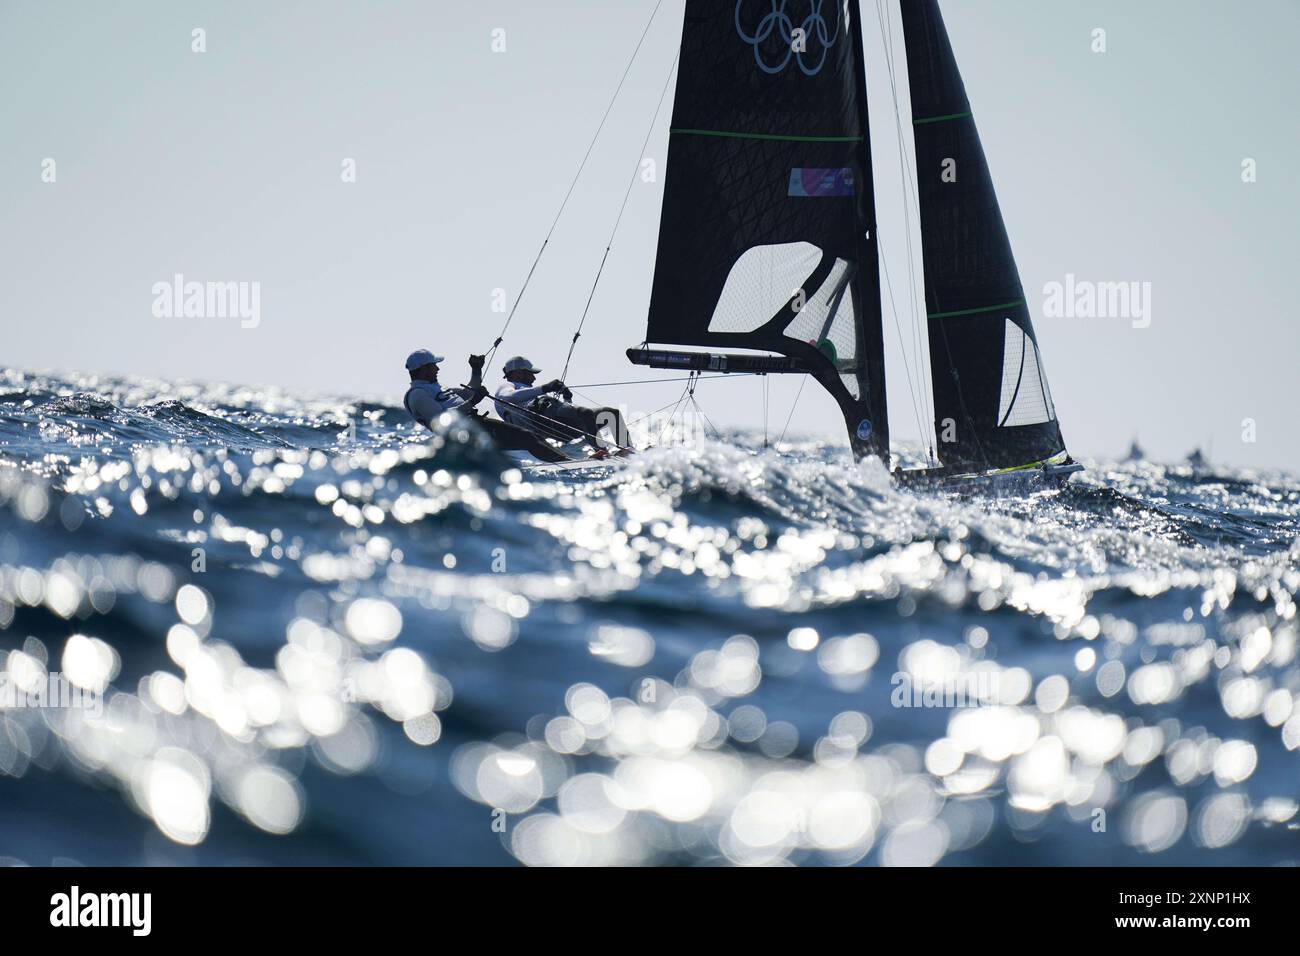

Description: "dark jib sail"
640 0 889 460
900 0 1066 472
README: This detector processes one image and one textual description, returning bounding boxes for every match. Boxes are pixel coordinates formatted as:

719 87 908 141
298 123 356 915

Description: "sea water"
0 369 1296 866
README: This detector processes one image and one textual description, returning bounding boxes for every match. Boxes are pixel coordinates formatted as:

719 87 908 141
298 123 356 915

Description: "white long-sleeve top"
404 380 469 429
493 380 550 428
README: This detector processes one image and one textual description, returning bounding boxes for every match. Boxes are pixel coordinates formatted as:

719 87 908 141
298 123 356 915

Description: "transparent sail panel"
997 319 1056 427
823 281 859 365
707 242 822 334
784 258 856 360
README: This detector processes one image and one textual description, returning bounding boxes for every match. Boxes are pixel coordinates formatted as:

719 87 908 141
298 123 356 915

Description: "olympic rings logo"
735 0 843 76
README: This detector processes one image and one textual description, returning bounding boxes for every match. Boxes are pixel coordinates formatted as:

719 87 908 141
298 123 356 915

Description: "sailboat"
493 0 1083 489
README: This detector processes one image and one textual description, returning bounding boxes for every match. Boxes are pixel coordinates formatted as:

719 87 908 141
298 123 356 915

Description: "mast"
899 0 1067 471
848 0 889 463
638 0 889 461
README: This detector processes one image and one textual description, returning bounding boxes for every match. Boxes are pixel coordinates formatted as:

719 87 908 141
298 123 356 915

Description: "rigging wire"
878 3 925 400
776 375 807 445
653 373 696 447
565 371 765 447
692 397 723 443
875 0 936 461
627 393 693 428
761 375 769 448
678 371 722 443
878 0 930 455
877 231 929 452
482 0 666 369
560 50 681 380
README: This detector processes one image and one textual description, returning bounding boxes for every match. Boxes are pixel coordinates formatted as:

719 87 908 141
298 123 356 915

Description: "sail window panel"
707 242 822 334
997 319 1056 427
1039 351 1057 421
831 286 862 399
823 282 859 364
783 257 856 361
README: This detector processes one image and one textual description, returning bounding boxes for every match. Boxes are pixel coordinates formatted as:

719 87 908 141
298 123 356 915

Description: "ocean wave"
0 368 1295 865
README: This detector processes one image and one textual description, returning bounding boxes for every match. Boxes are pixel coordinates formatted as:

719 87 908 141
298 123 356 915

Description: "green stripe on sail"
670 128 863 143
928 298 1026 320
913 111 972 125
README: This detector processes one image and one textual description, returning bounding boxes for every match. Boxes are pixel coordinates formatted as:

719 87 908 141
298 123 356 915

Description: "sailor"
493 356 627 447
403 349 488 430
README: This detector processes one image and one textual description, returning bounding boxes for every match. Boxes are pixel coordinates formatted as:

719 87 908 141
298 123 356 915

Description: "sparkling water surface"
0 368 1296 866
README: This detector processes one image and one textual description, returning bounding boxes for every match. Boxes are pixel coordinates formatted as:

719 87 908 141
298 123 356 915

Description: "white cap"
502 355 541 375
405 349 444 371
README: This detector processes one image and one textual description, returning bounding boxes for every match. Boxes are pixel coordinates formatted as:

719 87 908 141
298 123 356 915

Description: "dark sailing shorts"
531 397 597 440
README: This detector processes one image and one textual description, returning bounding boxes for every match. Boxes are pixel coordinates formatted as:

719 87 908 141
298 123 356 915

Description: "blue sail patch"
787 168 855 197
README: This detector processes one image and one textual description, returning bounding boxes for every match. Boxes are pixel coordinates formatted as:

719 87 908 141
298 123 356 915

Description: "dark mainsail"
900 0 1066 471
641 0 889 460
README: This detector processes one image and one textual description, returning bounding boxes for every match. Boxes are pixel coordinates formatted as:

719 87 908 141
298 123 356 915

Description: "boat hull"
895 454 1083 494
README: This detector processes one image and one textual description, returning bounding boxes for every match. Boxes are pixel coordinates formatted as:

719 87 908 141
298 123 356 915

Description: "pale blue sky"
2 1 1296 468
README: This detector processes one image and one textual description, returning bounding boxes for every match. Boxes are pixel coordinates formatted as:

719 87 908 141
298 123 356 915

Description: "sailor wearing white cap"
493 356 626 448
403 350 487 429
493 356 569 429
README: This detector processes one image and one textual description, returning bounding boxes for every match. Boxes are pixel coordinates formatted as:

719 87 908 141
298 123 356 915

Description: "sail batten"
900 0 1066 471
927 298 1026 320
911 111 971 126
643 0 889 460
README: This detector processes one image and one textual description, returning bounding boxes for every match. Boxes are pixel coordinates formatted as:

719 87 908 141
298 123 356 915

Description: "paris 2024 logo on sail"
735 0 843 76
